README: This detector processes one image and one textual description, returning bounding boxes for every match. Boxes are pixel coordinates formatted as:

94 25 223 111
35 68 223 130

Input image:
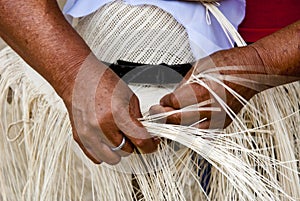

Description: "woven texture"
75 1 195 65
0 1 299 201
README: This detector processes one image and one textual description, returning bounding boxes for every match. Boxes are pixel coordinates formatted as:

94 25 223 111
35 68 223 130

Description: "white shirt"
63 0 246 59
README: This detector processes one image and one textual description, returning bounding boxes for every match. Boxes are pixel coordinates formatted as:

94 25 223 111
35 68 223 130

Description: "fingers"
160 83 211 109
123 123 160 155
113 96 159 154
149 105 211 125
129 97 160 153
193 120 211 129
98 121 134 157
73 126 134 164
124 120 159 154
107 131 134 157
150 103 234 129
193 117 233 129
71 110 133 164
156 81 231 128
72 130 102 164
71 127 122 165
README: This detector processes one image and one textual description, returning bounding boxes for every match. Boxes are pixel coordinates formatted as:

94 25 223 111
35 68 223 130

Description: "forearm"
0 1 105 100
206 20 300 90
250 20 300 77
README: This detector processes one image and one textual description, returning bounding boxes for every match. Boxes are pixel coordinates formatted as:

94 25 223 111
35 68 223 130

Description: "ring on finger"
111 137 126 151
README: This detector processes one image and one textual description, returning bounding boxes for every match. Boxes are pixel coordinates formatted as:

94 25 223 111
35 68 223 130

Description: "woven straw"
0 1 299 201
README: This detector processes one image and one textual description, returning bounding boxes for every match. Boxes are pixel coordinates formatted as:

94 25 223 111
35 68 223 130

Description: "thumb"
114 96 159 154
160 92 181 109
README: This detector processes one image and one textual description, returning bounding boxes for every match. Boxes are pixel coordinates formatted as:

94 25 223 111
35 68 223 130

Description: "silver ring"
111 137 126 151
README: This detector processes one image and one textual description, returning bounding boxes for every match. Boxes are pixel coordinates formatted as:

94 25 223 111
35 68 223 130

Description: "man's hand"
149 48 263 129
150 20 300 129
67 57 158 164
0 1 158 165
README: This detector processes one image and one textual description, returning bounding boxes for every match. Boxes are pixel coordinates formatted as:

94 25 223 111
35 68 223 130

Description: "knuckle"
111 104 119 113
71 121 90 136
134 139 148 148
75 129 89 140
112 105 127 118
168 113 181 124
89 117 100 128
174 114 182 124
149 105 161 115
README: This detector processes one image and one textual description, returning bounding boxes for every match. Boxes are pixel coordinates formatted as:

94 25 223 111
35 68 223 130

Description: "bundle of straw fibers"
0 2 299 201
0 43 299 201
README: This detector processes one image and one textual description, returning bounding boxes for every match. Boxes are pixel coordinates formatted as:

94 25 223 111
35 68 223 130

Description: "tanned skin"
0 1 159 165
0 1 299 164
151 21 300 129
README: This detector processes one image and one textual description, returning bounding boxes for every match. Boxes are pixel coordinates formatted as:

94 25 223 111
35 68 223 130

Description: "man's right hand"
64 56 159 164
0 0 158 165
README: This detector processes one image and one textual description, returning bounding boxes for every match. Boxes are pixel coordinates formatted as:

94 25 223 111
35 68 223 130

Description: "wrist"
211 46 266 74
51 53 108 107
208 46 268 95
248 21 300 77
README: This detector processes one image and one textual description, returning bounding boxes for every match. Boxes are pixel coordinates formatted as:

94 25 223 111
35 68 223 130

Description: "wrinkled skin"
69 58 159 164
150 47 263 129
0 1 158 165
150 21 300 128
0 1 299 164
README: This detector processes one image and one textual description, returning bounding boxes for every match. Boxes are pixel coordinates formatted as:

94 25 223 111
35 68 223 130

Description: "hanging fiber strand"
0 43 299 201
0 2 299 201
